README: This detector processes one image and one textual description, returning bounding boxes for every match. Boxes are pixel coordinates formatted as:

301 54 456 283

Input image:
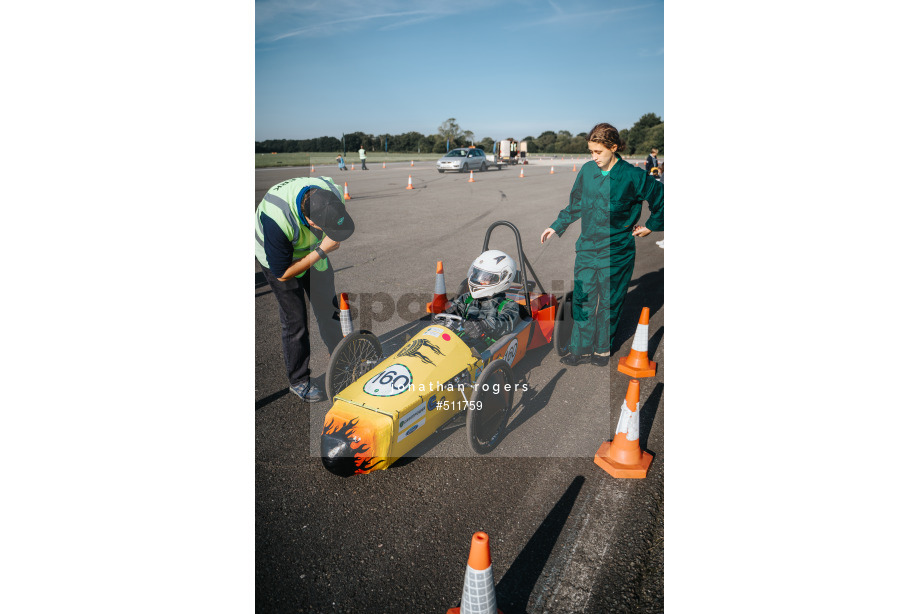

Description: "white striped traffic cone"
519 166 524 178
343 182 352 200
617 307 657 377
425 261 448 313
338 293 353 337
447 532 503 614
550 165 555 174
594 378 653 478
468 170 475 182
411 160 415 167
406 175 414 190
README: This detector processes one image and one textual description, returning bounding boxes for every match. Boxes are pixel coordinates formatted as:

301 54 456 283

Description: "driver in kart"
443 250 521 349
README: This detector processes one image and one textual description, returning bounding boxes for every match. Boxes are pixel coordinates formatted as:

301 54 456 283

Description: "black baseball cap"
305 187 355 241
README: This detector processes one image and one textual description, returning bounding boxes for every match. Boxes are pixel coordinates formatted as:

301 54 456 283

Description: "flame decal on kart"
322 417 385 474
396 338 445 366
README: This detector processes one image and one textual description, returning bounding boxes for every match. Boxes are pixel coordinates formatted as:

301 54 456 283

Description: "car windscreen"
444 150 465 157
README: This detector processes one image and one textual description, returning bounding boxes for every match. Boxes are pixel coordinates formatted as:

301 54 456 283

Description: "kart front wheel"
467 359 513 454
325 330 383 400
554 291 575 356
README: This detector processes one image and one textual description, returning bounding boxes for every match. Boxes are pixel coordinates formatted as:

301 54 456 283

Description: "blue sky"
255 0 663 142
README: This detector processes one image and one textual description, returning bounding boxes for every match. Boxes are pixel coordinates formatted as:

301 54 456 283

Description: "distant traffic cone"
406 175 414 190
425 261 448 313
343 182 352 200
572 163 577 171
468 170 475 182
617 307 657 377
447 532 503 614
383 162 386 169
550 166 555 174
351 162 355 170
311 164 315 172
338 293 353 337
411 160 415 167
594 379 653 479
519 166 524 178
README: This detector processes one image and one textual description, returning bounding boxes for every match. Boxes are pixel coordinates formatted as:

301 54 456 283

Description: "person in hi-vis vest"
255 177 355 402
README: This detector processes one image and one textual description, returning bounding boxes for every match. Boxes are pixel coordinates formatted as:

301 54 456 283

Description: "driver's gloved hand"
443 301 458 315
464 319 486 340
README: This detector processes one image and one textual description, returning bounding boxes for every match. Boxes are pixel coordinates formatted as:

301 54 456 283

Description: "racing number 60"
369 369 410 391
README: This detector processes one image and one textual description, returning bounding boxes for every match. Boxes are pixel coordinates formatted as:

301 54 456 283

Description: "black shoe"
561 353 590 366
591 354 610 367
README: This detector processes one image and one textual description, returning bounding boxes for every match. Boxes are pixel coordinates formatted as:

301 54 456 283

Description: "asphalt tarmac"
255 158 665 613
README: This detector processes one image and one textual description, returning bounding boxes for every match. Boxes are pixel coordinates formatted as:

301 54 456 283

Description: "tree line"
255 114 663 156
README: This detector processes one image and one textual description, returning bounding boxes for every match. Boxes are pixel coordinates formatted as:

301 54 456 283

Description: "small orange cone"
519 166 525 178
406 175 414 190
447 532 503 614
594 379 653 479
411 160 415 167
468 170 475 182
343 182 352 200
383 162 387 169
311 164 315 172
425 261 448 313
572 163 577 172
338 293 353 337
351 162 355 170
617 307 657 378
550 165 555 174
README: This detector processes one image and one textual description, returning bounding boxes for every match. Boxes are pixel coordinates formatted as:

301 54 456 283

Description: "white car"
437 147 491 173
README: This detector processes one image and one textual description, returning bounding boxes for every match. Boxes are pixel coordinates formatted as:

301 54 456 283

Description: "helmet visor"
469 267 501 288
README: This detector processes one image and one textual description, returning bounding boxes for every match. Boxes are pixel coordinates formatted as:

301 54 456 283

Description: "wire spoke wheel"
467 359 514 454
325 330 383 400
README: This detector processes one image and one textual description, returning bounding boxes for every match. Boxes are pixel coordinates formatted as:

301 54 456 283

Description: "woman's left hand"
632 225 652 237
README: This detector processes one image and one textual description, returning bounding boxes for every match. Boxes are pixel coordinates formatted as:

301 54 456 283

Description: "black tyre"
460 163 468 173
325 330 383 399
467 359 513 454
479 162 487 172
438 169 444 173
553 292 575 356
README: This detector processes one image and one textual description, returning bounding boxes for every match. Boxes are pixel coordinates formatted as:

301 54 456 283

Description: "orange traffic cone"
594 379 653 479
343 182 352 200
447 532 503 614
519 166 524 178
617 307 657 378
351 162 355 170
406 175 414 190
311 164 315 172
383 162 387 169
572 163 577 171
338 293 353 337
550 166 555 174
411 160 415 167
425 261 448 313
468 170 475 182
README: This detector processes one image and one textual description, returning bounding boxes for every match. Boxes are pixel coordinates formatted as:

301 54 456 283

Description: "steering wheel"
433 313 464 330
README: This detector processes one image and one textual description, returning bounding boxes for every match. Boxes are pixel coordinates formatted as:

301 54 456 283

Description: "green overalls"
549 154 664 356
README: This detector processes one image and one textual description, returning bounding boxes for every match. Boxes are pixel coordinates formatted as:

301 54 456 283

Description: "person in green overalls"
540 122 663 367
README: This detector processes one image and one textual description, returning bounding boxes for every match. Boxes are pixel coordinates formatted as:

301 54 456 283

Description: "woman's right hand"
540 228 556 244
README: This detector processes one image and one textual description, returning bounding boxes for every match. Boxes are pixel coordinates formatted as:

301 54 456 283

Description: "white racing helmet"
467 250 516 299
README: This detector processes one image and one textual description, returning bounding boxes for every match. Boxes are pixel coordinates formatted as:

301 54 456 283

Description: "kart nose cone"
321 434 355 476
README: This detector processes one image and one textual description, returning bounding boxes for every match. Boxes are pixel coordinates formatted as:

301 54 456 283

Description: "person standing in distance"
645 147 659 175
540 123 663 367
358 145 368 170
255 177 355 401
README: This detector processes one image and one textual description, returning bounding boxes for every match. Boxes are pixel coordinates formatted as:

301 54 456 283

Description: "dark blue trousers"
260 262 341 386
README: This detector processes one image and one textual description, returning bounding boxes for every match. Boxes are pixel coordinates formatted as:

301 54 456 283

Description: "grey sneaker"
289 380 327 402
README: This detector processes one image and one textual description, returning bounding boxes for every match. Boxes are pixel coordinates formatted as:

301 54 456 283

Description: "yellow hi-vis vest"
254 176 343 276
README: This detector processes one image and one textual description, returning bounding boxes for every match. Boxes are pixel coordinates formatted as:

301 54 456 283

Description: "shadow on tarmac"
495 475 585 613
613 267 664 355
639 382 663 453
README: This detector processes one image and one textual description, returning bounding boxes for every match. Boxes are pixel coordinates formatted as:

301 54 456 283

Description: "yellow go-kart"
320 221 575 475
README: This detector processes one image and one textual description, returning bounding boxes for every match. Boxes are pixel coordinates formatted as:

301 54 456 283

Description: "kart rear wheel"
325 330 383 400
554 291 575 356
467 359 513 454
